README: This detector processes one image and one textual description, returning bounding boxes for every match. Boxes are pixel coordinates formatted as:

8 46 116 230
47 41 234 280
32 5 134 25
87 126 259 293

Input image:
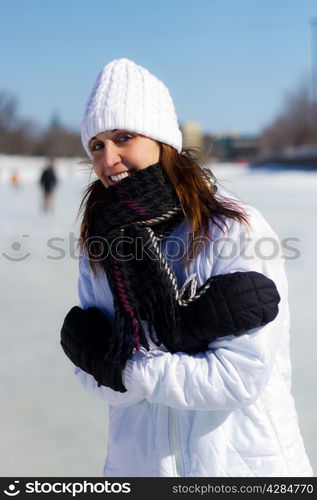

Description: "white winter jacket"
74 194 313 477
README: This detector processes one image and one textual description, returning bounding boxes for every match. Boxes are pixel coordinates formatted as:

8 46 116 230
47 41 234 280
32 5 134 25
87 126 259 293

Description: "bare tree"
0 92 85 157
0 92 39 154
34 120 85 157
0 91 19 130
259 82 317 154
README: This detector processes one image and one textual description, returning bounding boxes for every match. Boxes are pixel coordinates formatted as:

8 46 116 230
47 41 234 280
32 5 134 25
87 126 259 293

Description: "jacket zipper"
169 407 182 476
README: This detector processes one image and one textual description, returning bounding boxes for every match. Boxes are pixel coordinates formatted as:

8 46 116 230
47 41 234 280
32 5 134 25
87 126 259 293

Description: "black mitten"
166 271 280 354
60 306 126 392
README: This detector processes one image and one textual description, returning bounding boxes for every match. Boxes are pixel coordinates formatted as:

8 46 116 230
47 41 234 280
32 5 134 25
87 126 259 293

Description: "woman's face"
89 129 161 188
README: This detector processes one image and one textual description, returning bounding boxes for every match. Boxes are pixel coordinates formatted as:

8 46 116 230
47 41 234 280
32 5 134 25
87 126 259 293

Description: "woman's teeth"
110 172 130 182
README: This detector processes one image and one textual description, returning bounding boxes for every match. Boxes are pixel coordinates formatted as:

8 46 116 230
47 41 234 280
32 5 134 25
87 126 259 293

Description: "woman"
60 58 312 477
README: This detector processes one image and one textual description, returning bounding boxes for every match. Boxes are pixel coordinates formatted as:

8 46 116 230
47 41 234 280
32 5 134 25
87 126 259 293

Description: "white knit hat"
81 58 182 158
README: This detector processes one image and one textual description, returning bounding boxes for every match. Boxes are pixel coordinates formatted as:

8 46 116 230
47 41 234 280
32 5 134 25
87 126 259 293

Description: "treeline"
2 82 317 159
0 91 85 157
258 83 317 154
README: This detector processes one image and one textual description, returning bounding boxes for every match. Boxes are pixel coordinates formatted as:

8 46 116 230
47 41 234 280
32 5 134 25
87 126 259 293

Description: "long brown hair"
79 144 249 272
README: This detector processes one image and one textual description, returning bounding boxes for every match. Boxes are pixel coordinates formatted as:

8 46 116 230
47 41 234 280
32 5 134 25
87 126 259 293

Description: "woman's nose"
103 142 121 169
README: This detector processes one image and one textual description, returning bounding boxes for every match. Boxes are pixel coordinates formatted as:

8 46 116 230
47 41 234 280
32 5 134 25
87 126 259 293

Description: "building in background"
181 121 203 150
211 133 259 162
202 133 259 163
181 121 259 163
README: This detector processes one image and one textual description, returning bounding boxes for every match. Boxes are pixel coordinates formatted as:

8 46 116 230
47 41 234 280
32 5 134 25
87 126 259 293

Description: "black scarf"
88 163 200 368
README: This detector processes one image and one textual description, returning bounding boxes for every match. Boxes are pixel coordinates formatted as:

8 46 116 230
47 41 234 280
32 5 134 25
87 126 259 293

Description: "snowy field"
0 155 316 476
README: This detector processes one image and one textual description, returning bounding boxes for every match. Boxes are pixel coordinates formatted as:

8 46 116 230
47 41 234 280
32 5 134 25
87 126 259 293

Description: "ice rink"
1 156 316 476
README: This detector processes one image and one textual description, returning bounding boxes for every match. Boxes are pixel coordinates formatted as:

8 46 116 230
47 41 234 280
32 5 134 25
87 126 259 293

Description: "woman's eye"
116 134 134 143
91 142 103 152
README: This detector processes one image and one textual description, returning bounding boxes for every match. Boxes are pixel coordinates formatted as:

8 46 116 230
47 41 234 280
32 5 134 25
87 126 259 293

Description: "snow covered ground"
0 156 316 476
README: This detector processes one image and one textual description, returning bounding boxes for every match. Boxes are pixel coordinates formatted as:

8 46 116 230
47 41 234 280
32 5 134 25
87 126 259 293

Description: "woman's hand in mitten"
168 271 280 354
60 306 127 393
61 306 110 375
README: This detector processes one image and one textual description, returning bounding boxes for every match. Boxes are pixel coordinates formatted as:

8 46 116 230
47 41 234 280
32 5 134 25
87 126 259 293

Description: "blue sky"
1 0 316 135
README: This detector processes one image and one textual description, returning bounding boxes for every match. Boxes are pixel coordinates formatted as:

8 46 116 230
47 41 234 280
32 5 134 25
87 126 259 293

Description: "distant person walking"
39 160 58 212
